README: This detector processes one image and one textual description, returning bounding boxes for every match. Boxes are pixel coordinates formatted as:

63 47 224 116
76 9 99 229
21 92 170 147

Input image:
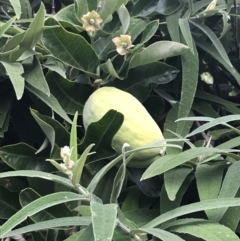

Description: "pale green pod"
82 87 165 168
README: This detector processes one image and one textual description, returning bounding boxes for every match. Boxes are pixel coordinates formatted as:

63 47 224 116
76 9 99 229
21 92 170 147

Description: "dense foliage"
1 0 240 240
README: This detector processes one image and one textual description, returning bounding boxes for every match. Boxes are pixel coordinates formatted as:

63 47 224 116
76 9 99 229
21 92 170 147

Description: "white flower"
60 146 71 159
81 10 103 33
112 35 134 55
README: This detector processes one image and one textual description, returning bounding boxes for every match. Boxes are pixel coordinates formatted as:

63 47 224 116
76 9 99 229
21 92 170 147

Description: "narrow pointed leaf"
1 217 91 239
0 170 74 189
91 202 118 241
24 56 50 96
1 62 24 100
72 144 95 186
164 167 192 201
0 16 17 37
211 161 240 222
0 192 86 238
143 198 240 228
190 19 232 67
9 0 21 19
141 147 235 180
177 37 198 134
136 228 185 241
70 112 78 162
170 220 239 241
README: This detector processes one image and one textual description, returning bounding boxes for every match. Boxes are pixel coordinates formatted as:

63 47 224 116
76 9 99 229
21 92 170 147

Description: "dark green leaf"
24 56 50 96
78 110 124 162
0 143 55 172
26 83 72 124
30 109 72 159
131 0 159 17
46 72 91 115
196 163 226 219
154 0 181 15
42 18 99 77
0 186 21 219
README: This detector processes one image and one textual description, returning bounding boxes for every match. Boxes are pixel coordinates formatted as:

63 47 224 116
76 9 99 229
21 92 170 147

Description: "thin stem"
195 121 213 147
117 220 144 241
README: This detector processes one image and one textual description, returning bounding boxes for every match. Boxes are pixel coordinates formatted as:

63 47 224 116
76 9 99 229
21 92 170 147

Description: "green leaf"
136 228 185 241
196 163 226 219
1 217 91 239
166 3 184 42
78 110 124 162
0 186 21 219
70 112 78 162
6 3 45 61
164 167 192 201
74 0 98 22
42 18 99 77
55 4 81 26
19 188 73 223
130 41 189 69
163 103 193 155
0 170 74 189
110 151 133 203
154 0 181 15
9 0 21 19
177 36 198 134
143 198 240 228
161 174 194 215
1 61 24 100
91 202 118 241
190 19 232 67
178 115 240 138
179 18 194 54
170 219 239 241
98 0 127 24
0 192 87 238
140 20 159 44
131 0 159 17
128 17 149 42
87 155 125 193
0 91 14 128
30 109 72 159
0 16 17 38
121 186 141 212
0 143 55 172
46 72 91 115
195 90 240 114
117 5 130 34
105 59 124 80
0 45 20 61
26 83 72 124
46 230 67 241
141 147 236 180
113 62 179 90
24 56 50 96
211 161 240 222
72 143 95 186
124 209 159 227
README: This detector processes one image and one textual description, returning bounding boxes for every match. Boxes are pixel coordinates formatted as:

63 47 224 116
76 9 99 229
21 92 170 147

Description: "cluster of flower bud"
60 146 74 177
